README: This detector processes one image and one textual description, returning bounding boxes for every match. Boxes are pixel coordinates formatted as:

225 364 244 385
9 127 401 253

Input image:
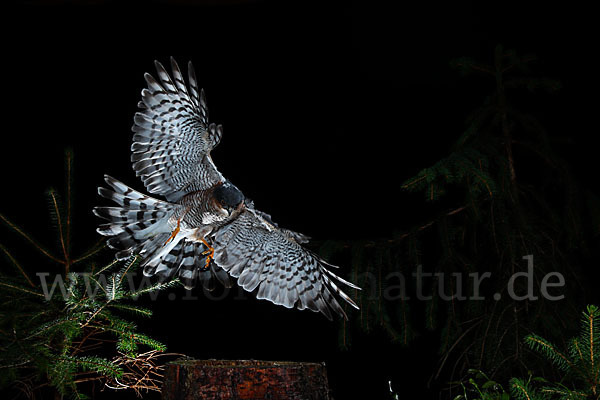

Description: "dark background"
1 1 597 399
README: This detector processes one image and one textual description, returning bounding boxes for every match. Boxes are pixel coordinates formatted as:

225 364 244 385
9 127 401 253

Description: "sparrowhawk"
94 58 359 320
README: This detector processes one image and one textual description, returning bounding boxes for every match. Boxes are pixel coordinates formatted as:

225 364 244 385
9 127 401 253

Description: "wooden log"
161 359 330 400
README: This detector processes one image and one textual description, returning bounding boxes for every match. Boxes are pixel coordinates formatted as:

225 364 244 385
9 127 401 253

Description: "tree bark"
161 359 330 400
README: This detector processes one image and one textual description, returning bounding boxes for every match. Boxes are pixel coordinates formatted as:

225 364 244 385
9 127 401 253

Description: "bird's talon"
200 237 215 268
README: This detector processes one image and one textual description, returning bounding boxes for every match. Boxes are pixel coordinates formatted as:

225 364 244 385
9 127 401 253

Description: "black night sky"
1 1 598 399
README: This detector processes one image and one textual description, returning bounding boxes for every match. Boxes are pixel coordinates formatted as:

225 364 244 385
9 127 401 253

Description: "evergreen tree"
0 150 177 399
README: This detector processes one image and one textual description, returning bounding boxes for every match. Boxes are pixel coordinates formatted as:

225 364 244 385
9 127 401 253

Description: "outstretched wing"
212 208 360 320
131 57 224 202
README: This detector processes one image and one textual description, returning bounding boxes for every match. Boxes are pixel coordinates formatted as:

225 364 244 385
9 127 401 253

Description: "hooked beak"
225 201 245 217
230 201 245 217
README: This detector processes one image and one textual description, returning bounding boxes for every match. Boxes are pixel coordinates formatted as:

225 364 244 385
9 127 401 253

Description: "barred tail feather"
141 235 185 278
176 241 232 290
145 239 232 291
94 175 180 261
177 242 199 289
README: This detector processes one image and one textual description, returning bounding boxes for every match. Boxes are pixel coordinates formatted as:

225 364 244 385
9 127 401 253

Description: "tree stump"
161 359 330 400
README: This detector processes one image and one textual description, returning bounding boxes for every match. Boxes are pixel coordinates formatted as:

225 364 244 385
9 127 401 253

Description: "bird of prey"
94 58 359 320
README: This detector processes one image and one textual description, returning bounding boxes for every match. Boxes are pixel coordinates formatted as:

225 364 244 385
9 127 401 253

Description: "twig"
435 319 483 380
0 213 63 264
72 239 106 264
0 281 44 298
0 243 36 287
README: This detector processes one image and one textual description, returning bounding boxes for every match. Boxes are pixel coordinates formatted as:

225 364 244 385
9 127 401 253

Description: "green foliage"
0 149 173 398
451 369 557 400
525 334 571 372
523 305 600 399
451 305 600 400
508 377 545 400
452 369 511 400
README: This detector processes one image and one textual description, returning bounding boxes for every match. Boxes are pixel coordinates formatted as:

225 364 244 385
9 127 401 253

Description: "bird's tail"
94 175 180 262
160 240 231 290
94 175 231 290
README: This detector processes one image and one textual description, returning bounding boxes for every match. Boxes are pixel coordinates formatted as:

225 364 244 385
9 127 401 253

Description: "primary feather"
212 208 360 320
132 58 224 202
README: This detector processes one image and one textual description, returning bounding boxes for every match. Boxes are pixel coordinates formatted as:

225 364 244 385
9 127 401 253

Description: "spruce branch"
525 334 572 372
509 377 538 400
48 189 70 270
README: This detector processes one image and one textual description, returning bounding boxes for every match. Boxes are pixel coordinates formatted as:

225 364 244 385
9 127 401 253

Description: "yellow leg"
164 218 181 245
200 237 214 269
